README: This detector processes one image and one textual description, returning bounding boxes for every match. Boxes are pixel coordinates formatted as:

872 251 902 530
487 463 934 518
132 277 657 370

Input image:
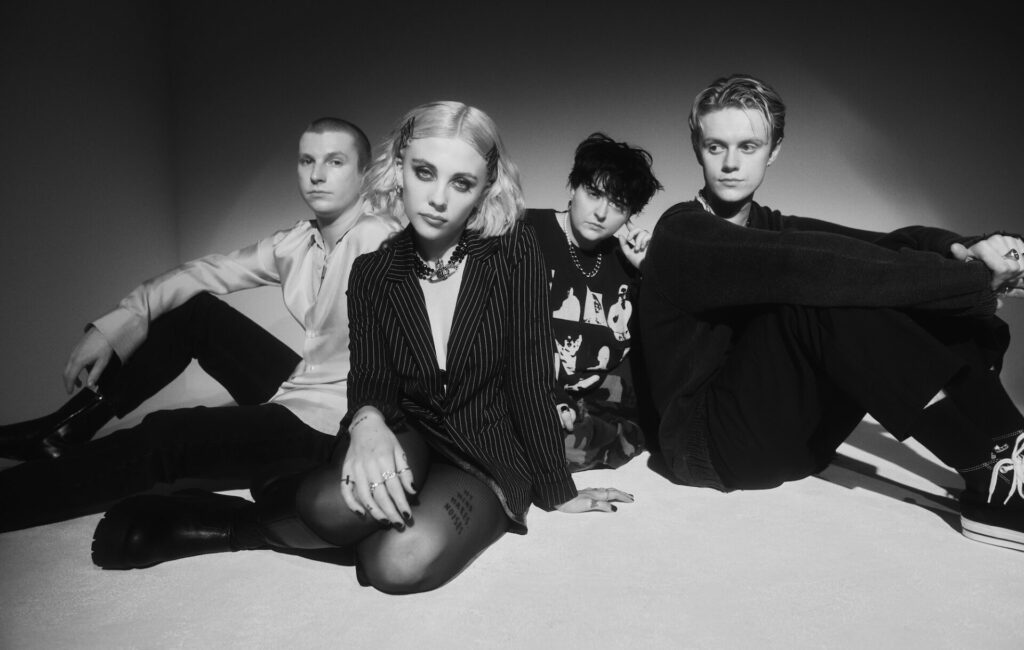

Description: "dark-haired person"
0 118 402 531
640 74 1024 551
526 133 662 472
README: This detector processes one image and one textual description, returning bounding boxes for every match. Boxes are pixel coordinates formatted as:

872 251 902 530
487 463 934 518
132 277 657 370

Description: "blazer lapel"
446 232 500 389
382 230 446 398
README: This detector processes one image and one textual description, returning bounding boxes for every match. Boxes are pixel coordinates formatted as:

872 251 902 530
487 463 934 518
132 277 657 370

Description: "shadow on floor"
816 421 962 532
645 419 965 532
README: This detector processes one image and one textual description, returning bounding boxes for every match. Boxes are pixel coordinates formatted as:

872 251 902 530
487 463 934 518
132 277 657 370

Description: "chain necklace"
561 211 602 278
414 235 468 283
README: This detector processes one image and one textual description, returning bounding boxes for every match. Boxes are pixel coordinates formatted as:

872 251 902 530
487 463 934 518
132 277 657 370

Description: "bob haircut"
688 74 787 156
364 101 525 238
567 132 663 216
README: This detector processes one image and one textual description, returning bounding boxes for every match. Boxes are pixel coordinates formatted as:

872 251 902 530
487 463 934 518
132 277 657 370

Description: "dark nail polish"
393 522 405 532
411 481 419 492
611 505 618 512
378 520 392 530
402 511 413 523
356 510 366 519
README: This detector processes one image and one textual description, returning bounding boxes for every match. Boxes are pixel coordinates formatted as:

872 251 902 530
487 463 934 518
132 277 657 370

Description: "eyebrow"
298 151 349 159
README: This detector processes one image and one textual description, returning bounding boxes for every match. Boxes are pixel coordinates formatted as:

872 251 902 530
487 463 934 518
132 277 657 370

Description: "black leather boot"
91 490 265 570
0 389 115 461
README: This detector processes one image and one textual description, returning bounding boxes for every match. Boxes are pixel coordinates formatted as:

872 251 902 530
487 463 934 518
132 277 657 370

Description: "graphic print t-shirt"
525 209 638 408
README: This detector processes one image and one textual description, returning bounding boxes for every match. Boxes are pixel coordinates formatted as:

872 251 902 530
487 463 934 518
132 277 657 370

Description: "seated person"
0 118 401 532
525 133 662 471
640 74 1024 551
87 101 633 594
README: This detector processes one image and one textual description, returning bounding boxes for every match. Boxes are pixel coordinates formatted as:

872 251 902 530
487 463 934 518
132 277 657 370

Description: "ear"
767 140 783 166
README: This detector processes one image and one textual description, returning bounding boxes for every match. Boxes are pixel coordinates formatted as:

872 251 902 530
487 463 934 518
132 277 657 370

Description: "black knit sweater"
639 200 998 490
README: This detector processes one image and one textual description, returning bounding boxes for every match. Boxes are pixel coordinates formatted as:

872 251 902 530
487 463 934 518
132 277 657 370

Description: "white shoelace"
989 432 1024 505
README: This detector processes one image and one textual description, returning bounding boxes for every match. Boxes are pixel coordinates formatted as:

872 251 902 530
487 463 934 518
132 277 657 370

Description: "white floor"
2 415 1022 649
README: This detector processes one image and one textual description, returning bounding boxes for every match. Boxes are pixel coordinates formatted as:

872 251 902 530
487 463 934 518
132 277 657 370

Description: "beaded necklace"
414 234 468 283
561 211 601 278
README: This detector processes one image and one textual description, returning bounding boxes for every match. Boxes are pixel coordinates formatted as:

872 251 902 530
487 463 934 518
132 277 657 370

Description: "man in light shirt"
0 117 402 531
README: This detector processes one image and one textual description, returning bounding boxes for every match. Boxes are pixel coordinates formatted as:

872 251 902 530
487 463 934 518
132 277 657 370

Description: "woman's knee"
357 531 447 595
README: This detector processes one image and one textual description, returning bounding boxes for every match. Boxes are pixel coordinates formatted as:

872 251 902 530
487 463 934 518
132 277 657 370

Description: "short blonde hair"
364 101 525 238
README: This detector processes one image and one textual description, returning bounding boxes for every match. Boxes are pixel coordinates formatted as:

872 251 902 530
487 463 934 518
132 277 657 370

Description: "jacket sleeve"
90 228 287 362
647 207 997 316
506 225 578 510
342 254 405 429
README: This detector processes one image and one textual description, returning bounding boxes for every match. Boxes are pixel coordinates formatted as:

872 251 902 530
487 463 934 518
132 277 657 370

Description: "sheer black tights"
254 428 509 595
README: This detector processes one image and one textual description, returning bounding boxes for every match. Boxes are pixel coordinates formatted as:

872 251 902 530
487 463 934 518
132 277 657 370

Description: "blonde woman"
91 102 632 594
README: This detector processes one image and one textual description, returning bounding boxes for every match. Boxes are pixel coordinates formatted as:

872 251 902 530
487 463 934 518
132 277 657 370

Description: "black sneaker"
960 431 1024 551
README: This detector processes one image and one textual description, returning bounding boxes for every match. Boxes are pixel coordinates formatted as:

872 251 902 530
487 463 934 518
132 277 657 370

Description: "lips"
418 212 448 227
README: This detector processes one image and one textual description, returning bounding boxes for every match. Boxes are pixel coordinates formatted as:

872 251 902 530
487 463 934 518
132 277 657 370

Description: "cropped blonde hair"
364 101 525 238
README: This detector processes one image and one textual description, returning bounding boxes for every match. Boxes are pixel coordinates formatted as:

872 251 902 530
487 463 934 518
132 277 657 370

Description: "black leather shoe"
0 389 114 461
91 491 262 569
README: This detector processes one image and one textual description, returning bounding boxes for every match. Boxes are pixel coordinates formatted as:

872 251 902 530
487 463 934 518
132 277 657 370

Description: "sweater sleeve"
649 205 997 316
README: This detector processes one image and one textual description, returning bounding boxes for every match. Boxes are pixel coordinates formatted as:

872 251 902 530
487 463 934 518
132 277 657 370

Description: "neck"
416 232 462 262
703 188 753 226
314 202 362 253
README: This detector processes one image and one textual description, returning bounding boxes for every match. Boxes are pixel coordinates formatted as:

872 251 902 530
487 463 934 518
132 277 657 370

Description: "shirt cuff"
90 308 146 362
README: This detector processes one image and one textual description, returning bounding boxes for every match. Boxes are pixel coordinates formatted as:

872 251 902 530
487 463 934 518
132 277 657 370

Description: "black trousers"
0 294 336 532
705 305 1008 490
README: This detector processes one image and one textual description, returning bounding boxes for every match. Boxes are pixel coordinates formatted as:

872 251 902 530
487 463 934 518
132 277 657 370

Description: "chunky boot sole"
961 515 1024 552
91 495 163 570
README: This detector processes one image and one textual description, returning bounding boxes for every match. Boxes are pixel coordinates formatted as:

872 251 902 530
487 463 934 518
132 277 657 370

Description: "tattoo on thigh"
443 489 474 535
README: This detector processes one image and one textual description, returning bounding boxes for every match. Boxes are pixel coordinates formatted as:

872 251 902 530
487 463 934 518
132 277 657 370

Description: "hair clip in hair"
395 117 415 155
485 144 499 182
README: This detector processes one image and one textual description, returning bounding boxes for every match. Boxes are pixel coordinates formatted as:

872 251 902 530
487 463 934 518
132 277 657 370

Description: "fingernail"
402 511 413 524
378 520 392 530
627 493 634 499
393 522 405 532
611 505 618 512
411 481 419 492
356 510 366 519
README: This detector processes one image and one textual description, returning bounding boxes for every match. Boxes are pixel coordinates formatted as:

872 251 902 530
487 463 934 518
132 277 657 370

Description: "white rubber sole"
961 516 1024 552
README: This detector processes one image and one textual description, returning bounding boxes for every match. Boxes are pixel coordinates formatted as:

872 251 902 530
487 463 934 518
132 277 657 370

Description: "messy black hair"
567 133 662 216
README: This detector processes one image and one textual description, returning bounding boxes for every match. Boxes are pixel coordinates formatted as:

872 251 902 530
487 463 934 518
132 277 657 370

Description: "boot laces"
988 432 1024 505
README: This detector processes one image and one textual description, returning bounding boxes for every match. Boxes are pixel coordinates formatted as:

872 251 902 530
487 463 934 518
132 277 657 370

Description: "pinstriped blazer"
345 222 577 531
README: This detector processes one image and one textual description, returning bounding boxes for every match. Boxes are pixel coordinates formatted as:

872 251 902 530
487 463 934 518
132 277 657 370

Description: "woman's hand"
556 487 634 513
63 327 115 393
617 223 652 269
339 407 416 528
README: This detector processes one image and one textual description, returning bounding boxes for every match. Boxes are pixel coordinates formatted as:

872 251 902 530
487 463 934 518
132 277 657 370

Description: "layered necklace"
561 211 602 278
414 234 468 283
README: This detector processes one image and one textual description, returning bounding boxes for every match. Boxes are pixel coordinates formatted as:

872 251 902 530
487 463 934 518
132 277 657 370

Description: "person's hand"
951 234 1024 298
556 403 576 432
63 327 115 393
556 487 634 513
339 407 416 529
616 222 652 269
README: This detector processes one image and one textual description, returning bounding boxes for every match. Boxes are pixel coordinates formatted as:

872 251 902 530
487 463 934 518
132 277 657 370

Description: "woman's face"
399 136 488 259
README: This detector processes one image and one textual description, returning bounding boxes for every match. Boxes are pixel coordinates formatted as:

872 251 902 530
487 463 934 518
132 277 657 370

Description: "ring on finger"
397 467 412 474
381 470 397 482
341 475 352 485
1004 248 1020 261
369 481 380 492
